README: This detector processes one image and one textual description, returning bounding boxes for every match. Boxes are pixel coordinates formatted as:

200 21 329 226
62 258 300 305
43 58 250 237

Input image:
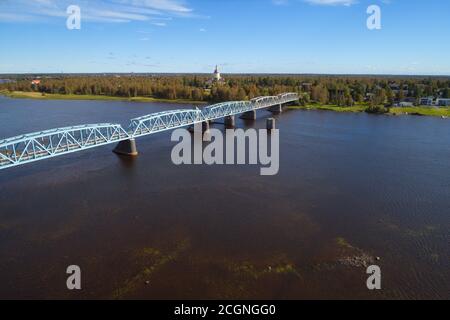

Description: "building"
436 98 450 106
31 79 41 86
205 65 225 87
401 97 416 104
213 65 222 82
419 97 434 106
398 102 414 107
301 83 312 91
389 83 409 95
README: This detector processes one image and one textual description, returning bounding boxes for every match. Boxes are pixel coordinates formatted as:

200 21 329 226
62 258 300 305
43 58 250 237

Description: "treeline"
1 75 449 105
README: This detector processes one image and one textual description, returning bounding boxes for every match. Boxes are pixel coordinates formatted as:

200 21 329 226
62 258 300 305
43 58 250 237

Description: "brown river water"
0 96 448 299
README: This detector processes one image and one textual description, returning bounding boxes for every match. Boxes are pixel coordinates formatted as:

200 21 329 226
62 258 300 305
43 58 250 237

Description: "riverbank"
289 104 450 118
0 90 206 105
2 91 449 118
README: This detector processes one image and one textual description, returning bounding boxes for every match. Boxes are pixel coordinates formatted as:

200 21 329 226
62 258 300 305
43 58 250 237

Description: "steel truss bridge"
0 93 298 170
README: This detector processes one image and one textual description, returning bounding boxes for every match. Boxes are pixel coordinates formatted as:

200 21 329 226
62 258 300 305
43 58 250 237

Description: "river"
0 96 448 299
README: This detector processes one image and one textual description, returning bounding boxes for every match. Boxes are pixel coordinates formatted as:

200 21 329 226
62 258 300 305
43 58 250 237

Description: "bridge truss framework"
0 93 298 170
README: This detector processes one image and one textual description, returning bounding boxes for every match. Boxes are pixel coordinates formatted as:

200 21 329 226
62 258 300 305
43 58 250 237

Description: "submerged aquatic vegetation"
111 239 190 299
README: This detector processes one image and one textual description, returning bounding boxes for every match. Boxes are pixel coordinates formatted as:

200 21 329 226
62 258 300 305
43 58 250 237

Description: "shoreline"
1 91 449 118
0 91 206 105
288 104 450 118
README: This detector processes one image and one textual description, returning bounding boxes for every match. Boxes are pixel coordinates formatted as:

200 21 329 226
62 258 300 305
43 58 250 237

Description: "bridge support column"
267 118 276 131
269 104 283 114
188 121 210 133
203 121 210 132
224 115 235 127
113 138 138 156
240 110 256 120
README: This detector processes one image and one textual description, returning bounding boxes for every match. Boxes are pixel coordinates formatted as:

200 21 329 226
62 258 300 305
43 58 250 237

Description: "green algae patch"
135 247 161 258
273 263 301 277
311 237 377 269
111 239 190 299
228 258 302 280
379 219 439 238
335 237 353 249
430 254 439 263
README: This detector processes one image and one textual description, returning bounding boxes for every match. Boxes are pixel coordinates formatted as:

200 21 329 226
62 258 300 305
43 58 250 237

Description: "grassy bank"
289 104 450 118
0 90 206 105
2 91 449 118
389 107 450 117
289 104 367 113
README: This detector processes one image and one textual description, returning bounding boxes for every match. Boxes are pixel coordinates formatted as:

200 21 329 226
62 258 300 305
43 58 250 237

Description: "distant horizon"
1 72 450 78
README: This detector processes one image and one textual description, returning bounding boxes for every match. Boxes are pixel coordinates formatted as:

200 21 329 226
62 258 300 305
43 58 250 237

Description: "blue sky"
0 0 449 75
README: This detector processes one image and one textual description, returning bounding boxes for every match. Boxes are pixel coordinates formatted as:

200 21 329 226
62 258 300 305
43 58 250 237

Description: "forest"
1 74 449 108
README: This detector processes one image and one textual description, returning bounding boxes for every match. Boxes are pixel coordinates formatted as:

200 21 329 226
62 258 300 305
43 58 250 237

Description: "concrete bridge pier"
240 110 256 120
202 121 210 132
267 118 276 131
188 121 210 133
113 138 138 156
268 104 283 114
224 115 235 127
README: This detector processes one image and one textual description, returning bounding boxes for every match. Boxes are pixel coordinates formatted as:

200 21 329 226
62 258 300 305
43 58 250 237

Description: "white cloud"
0 13 35 22
0 0 194 23
273 0 357 7
272 0 289 5
304 0 357 6
151 22 167 26
89 10 150 21
115 0 192 13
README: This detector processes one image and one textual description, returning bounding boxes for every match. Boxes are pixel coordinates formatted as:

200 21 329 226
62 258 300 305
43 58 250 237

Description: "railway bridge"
0 93 298 170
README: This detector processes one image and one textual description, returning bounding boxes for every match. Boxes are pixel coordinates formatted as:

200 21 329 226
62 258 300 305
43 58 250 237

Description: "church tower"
213 65 221 82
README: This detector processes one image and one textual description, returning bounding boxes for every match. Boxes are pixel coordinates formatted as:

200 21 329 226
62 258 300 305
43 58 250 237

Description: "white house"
419 97 434 106
436 98 450 106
